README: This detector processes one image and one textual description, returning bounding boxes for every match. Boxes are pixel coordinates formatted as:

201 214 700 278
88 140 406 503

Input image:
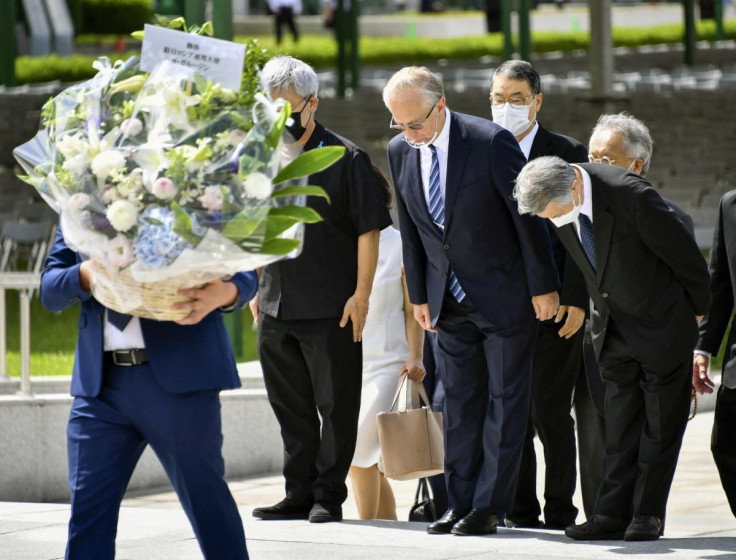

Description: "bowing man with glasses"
383 66 559 536
514 155 710 542
40 227 258 560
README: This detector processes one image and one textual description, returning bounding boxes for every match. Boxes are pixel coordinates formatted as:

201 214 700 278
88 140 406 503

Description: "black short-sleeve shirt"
259 122 393 320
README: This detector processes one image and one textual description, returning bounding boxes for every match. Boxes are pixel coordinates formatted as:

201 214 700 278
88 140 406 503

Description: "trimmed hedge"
80 0 154 35
14 19 736 85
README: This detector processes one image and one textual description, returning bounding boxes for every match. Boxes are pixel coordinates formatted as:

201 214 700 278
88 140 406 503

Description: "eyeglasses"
389 103 437 132
588 154 617 165
489 93 536 109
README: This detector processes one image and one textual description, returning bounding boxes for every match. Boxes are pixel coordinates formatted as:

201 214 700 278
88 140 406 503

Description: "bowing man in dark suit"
692 189 736 518
490 59 589 531
383 66 559 536
40 228 258 559
514 156 711 541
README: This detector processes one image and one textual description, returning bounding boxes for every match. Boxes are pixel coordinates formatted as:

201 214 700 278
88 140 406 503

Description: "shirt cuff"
693 349 712 358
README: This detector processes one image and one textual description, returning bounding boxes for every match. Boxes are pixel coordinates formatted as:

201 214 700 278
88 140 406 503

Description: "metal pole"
683 0 696 66
19 291 32 395
0 0 15 87
715 0 724 41
0 288 6 379
589 0 613 99
349 0 360 92
501 0 513 61
336 0 347 98
184 0 206 27
212 0 233 40
519 0 531 62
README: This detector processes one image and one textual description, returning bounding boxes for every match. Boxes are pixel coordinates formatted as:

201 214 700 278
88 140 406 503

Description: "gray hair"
491 59 541 96
260 55 319 99
590 112 653 176
513 156 576 216
382 66 445 109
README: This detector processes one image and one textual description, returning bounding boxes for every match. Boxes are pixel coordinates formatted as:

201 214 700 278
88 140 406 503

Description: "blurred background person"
349 163 426 521
268 0 302 45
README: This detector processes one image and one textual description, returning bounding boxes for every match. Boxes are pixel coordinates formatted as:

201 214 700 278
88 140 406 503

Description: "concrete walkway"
2 401 734 559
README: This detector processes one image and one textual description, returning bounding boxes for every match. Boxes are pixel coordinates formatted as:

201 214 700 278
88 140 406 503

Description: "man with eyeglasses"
513 155 711 541
250 56 392 524
383 66 559 536
489 59 591 533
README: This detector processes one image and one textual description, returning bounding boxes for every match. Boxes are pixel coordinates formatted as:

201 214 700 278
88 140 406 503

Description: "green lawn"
3 290 258 377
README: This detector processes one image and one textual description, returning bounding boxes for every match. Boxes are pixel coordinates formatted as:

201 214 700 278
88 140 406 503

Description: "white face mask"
491 102 534 137
549 190 582 228
404 129 438 149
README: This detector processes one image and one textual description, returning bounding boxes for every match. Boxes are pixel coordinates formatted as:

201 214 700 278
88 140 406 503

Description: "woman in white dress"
349 164 425 520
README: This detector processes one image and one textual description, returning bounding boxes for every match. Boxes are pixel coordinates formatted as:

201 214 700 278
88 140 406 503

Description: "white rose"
106 199 138 232
243 172 272 200
68 193 90 213
199 185 224 213
107 234 135 268
120 118 143 136
90 150 126 181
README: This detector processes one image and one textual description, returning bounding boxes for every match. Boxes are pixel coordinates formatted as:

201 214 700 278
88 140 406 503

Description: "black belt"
106 349 149 367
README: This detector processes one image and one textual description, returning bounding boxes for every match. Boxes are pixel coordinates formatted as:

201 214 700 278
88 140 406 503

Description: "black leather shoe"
565 514 628 540
427 509 465 534
451 509 498 536
308 502 342 523
624 515 663 541
253 498 312 520
505 516 542 529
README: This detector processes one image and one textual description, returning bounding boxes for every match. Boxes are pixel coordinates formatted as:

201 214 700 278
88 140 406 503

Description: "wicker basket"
92 262 204 321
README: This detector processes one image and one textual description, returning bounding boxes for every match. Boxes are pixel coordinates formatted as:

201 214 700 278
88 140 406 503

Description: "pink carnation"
107 234 135 268
152 177 176 200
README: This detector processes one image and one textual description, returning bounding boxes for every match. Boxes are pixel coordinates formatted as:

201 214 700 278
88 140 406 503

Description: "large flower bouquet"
15 21 343 320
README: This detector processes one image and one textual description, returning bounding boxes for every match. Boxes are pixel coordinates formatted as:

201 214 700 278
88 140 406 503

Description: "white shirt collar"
518 122 539 160
571 164 594 222
424 107 451 156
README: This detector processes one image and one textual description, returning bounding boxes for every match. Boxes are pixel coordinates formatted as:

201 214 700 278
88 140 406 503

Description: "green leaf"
265 215 300 240
259 238 302 255
171 201 203 246
222 212 263 242
272 146 345 185
221 186 236 217
264 103 289 151
270 185 330 202
198 22 214 36
131 31 144 41
239 153 265 178
269 205 323 224
143 217 164 226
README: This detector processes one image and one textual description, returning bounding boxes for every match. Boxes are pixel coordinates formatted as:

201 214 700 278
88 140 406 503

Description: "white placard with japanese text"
140 24 246 91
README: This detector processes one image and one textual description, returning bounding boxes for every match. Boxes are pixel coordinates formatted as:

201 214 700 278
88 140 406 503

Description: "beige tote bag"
376 373 444 481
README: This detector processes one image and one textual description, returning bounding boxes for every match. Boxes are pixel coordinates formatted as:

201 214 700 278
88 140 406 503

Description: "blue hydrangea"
134 206 192 269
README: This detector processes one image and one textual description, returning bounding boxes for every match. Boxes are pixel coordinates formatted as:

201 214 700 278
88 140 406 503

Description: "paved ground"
2 392 734 559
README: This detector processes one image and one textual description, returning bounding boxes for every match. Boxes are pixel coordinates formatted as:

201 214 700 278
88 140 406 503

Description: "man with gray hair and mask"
250 55 392 524
384 66 559 536
513 155 710 541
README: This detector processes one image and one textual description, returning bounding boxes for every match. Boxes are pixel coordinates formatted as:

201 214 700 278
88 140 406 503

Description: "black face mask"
286 96 312 142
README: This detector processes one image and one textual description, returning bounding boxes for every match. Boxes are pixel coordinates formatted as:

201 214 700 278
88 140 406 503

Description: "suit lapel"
528 125 550 161
589 174 614 285
443 113 470 230
557 223 592 277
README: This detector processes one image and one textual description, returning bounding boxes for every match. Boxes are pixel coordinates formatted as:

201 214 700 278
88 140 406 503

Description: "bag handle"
388 373 435 413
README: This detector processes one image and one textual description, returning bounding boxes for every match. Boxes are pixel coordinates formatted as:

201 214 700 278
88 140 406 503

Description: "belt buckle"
112 350 133 367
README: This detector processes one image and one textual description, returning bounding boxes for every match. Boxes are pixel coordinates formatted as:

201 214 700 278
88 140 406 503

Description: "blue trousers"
65 361 248 559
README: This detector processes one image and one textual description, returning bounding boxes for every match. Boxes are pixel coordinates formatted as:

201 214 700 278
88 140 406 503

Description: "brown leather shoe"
624 515 663 541
565 514 628 540
427 509 465 534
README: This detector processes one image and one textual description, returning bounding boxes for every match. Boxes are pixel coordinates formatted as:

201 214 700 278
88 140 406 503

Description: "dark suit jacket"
529 123 589 309
697 190 736 388
387 111 557 328
40 228 259 397
554 163 711 372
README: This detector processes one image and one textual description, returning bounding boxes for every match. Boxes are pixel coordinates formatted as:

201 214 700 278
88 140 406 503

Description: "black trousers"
437 294 536 513
258 312 362 506
573 365 605 520
274 7 299 44
594 322 692 520
712 384 736 517
509 320 583 526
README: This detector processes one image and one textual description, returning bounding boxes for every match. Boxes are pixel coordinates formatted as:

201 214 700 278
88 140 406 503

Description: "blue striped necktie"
428 145 465 302
578 213 596 270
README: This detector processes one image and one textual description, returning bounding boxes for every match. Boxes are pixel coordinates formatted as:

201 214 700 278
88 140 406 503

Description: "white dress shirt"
419 108 452 212
571 164 594 241
103 312 146 351
517 121 539 161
